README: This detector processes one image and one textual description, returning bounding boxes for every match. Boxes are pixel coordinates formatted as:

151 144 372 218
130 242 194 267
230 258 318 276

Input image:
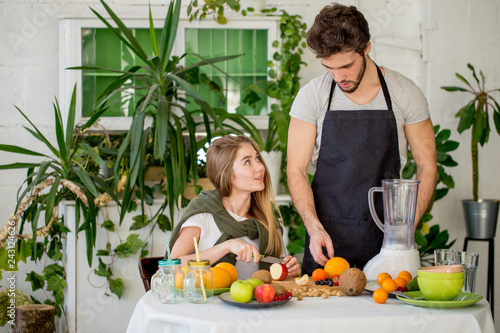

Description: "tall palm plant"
73 0 242 222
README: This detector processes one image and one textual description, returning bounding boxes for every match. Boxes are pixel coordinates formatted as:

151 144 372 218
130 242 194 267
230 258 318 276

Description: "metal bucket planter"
462 199 499 239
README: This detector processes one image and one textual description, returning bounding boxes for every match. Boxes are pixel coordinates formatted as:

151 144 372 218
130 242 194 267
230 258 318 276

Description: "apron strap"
326 64 392 111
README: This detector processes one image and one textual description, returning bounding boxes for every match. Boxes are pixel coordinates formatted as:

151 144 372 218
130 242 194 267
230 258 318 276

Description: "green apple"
230 280 254 303
245 278 263 299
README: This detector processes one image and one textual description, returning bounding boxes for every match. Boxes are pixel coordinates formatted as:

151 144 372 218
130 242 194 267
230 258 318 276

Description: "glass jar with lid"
183 259 213 303
151 258 184 304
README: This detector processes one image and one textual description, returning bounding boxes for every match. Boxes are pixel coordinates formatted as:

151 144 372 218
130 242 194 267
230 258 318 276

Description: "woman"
170 135 300 279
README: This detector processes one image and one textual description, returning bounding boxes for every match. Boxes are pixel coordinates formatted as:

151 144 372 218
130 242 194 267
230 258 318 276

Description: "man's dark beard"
337 56 367 94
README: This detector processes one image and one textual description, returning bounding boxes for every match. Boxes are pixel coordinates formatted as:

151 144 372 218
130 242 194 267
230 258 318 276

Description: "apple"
270 263 288 281
230 280 254 303
246 278 264 299
254 284 276 303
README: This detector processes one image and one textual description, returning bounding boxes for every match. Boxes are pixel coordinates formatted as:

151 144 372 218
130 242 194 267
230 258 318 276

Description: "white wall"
0 0 499 331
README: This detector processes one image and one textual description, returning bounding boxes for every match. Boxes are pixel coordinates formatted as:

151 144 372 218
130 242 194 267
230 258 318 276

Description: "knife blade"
258 255 284 264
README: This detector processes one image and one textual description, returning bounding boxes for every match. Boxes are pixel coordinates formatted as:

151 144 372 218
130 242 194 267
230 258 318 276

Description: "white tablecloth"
126 291 495 333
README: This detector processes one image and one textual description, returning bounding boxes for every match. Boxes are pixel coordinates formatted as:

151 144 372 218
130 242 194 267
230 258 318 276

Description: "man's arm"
287 117 334 265
404 118 437 228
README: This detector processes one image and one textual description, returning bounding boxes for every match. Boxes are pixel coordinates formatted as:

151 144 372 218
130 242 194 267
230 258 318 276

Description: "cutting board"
272 277 340 291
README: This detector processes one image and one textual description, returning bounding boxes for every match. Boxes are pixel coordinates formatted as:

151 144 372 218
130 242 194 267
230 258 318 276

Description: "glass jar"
150 259 184 304
183 259 213 303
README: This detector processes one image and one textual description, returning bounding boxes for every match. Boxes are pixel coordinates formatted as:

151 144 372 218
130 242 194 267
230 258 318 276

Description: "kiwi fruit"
339 268 367 296
252 270 272 284
271 283 286 295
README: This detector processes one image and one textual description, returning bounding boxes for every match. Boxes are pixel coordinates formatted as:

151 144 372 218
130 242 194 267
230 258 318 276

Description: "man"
287 3 437 274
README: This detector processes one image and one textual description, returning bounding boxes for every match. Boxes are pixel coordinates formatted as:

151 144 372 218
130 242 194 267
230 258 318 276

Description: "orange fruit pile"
372 270 413 304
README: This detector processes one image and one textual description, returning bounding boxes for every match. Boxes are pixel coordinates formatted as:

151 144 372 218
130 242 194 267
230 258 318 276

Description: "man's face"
320 51 367 94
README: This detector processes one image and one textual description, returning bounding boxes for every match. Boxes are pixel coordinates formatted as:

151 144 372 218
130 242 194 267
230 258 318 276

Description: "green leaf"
94 258 112 278
157 214 171 232
74 166 99 198
130 215 151 231
429 230 450 249
26 271 45 291
79 143 106 169
109 278 124 299
436 140 459 152
46 275 66 294
457 102 475 133
455 73 473 90
0 144 48 157
96 250 110 256
44 263 65 279
65 85 77 154
101 220 115 232
414 231 428 247
114 234 145 258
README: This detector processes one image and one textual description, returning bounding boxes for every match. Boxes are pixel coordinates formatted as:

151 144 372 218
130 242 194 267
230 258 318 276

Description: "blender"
363 179 421 281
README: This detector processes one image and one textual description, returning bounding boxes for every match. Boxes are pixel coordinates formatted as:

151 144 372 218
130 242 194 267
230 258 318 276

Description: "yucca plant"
0 86 116 266
441 63 500 201
72 0 243 223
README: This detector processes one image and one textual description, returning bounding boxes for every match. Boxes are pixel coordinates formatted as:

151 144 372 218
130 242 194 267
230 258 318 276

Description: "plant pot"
261 150 282 196
462 199 499 239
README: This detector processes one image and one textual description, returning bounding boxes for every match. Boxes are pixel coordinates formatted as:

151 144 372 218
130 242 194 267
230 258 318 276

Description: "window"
60 17 279 131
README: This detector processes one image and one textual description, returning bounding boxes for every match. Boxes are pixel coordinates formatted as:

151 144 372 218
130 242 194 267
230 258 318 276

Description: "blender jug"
368 179 420 250
363 179 421 281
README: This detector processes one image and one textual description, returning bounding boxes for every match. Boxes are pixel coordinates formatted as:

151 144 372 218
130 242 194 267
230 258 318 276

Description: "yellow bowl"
417 277 464 301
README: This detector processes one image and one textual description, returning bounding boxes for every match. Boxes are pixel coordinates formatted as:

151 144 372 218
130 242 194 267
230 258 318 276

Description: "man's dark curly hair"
306 3 370 58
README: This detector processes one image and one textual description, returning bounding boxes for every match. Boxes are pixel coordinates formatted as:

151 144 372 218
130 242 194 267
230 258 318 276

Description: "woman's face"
230 143 265 194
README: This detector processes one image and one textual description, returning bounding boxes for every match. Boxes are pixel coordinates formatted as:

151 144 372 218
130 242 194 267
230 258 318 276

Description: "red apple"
270 263 288 281
254 284 276 303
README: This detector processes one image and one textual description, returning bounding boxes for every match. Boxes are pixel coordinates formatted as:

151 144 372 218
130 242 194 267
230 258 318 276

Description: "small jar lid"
159 259 181 266
187 259 210 267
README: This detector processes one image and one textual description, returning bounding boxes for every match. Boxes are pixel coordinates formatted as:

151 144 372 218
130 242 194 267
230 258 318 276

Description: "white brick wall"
0 0 498 331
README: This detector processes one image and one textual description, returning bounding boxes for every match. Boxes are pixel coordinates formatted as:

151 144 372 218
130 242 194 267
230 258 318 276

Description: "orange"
210 267 232 289
373 288 388 304
323 257 350 279
394 277 407 289
377 272 392 286
215 262 238 284
381 278 397 293
312 268 328 282
397 271 412 284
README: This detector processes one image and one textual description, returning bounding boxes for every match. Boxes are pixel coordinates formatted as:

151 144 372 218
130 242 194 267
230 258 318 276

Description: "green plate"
396 291 483 308
214 288 230 295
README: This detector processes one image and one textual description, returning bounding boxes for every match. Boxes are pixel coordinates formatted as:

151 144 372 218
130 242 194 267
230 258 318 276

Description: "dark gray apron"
302 65 400 275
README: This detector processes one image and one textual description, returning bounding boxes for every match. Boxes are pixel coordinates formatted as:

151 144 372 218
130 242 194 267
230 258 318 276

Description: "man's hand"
308 226 334 266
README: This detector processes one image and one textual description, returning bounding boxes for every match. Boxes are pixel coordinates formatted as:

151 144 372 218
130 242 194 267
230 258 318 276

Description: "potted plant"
0 86 117 326
441 63 500 239
73 0 243 223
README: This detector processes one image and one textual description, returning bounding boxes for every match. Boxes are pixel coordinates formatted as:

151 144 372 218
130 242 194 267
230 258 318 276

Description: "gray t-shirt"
290 67 430 174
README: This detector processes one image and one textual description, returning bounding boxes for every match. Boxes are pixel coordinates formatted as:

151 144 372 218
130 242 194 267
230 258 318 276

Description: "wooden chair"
138 256 164 292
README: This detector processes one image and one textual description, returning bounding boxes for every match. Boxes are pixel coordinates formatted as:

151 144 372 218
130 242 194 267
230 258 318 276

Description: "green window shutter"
81 27 268 117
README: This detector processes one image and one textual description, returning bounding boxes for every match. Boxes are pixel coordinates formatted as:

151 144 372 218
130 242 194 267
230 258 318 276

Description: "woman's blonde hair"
206 135 283 256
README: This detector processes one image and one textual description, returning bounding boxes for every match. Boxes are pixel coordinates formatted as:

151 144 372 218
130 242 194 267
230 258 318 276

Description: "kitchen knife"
258 255 284 264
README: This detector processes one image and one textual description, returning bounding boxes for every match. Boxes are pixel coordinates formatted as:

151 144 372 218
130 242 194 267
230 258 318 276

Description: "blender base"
363 248 420 281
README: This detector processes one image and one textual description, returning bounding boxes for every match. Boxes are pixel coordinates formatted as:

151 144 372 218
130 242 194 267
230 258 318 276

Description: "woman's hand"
226 239 260 265
282 256 301 277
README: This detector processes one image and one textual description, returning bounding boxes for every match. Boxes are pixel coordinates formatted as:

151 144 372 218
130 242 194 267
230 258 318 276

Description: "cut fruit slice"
270 263 288 281
295 274 309 286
